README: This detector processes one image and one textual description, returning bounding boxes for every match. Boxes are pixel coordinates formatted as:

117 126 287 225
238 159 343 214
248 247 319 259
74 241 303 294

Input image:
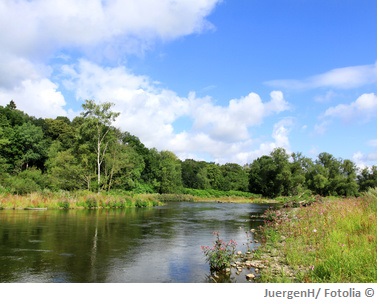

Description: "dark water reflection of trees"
0 202 271 283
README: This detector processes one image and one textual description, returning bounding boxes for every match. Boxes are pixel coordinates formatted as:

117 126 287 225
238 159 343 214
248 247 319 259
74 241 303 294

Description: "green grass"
257 188 377 283
0 190 163 210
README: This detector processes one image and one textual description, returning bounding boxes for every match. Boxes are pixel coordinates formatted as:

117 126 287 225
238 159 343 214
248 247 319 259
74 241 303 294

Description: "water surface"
0 202 271 283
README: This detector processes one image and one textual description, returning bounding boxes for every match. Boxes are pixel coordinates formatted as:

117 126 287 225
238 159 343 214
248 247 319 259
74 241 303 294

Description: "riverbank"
252 188 377 283
0 187 326 211
0 189 277 210
0 191 163 209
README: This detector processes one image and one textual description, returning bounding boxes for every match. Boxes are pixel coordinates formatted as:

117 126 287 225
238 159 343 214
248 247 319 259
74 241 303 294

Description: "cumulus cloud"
322 93 377 122
0 78 68 118
190 91 289 142
226 118 294 165
0 0 222 120
58 60 291 164
0 1 295 164
266 63 377 90
0 0 220 59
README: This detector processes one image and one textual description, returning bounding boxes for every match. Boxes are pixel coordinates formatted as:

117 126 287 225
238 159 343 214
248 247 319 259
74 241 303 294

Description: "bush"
58 201 70 209
85 196 98 208
135 199 148 208
6 176 41 194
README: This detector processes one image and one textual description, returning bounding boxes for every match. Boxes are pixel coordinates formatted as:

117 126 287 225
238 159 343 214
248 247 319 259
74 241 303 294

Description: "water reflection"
0 202 272 283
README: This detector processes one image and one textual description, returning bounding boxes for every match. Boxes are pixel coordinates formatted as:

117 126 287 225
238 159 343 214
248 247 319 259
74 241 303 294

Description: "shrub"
135 199 148 208
58 201 70 209
85 196 98 208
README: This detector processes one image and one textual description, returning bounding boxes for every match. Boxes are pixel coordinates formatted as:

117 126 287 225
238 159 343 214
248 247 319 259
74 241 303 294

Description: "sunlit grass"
258 188 377 283
0 190 163 209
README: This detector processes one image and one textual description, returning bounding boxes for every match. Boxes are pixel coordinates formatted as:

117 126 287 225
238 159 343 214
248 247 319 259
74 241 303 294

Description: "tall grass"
258 188 377 283
0 190 162 209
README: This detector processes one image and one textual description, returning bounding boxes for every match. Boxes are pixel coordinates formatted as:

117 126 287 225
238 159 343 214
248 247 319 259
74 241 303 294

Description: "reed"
0 191 163 209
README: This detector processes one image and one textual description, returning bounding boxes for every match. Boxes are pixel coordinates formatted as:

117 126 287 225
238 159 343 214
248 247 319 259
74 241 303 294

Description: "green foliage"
358 166 377 192
157 151 183 193
201 232 237 272
0 99 370 199
4 168 46 194
85 196 99 208
249 148 292 198
58 201 70 209
80 99 120 192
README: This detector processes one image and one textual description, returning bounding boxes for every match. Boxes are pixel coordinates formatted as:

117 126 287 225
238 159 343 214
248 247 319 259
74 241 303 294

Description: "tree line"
0 100 376 197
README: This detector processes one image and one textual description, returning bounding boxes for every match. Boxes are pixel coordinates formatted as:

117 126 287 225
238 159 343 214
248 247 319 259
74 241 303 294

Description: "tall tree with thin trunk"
80 100 120 192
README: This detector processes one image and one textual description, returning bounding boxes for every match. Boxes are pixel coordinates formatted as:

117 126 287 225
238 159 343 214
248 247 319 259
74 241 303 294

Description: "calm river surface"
0 202 272 283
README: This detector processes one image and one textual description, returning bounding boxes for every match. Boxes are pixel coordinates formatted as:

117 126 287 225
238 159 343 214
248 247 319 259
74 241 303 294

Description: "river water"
0 201 272 283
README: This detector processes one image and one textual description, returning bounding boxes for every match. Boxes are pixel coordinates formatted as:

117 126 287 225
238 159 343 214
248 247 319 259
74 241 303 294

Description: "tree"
46 142 84 191
140 148 161 190
103 140 145 191
249 155 276 197
181 159 210 189
358 165 377 192
220 163 249 191
45 117 75 149
270 148 292 196
80 100 120 192
205 163 223 190
338 159 359 196
157 151 183 193
289 152 310 195
11 122 48 171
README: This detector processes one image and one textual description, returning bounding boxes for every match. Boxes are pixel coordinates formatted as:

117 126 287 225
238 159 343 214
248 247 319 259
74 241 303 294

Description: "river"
0 201 272 283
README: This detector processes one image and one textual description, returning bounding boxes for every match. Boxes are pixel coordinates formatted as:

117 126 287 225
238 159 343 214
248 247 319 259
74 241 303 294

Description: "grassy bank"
254 188 377 283
158 188 265 203
0 190 163 209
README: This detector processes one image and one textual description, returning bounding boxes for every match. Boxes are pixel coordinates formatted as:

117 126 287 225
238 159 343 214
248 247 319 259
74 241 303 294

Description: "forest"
0 100 376 198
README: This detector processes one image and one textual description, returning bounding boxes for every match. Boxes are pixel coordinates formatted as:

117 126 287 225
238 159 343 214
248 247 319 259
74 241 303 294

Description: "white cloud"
0 0 296 165
0 78 68 118
0 0 221 60
190 91 289 142
0 0 222 122
272 118 293 150
266 63 377 90
323 93 377 122
58 60 291 164
352 151 377 170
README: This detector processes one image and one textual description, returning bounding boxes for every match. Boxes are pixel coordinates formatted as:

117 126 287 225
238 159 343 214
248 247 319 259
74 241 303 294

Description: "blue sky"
0 0 376 167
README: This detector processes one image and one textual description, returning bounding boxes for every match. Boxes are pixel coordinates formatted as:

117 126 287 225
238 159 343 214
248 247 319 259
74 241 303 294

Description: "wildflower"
201 232 237 272
313 229 317 233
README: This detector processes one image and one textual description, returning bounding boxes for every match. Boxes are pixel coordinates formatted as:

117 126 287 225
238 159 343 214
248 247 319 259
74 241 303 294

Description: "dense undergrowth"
255 188 377 283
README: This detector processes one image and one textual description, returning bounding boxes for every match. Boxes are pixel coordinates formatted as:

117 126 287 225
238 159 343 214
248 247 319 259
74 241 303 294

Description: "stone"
246 273 255 280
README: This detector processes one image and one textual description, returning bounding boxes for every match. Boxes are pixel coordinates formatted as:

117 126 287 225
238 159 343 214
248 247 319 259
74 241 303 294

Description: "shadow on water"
0 202 272 283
